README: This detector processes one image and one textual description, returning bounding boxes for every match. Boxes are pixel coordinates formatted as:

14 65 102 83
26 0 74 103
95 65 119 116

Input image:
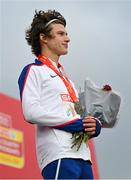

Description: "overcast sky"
0 0 131 179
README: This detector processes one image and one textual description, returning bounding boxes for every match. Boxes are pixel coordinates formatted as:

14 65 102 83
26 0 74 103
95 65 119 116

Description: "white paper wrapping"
79 78 121 128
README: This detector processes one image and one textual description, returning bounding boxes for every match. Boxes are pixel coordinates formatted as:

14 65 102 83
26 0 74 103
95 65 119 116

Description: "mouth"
63 44 68 49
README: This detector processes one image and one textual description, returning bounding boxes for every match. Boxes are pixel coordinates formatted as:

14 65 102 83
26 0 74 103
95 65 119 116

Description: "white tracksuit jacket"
18 59 91 172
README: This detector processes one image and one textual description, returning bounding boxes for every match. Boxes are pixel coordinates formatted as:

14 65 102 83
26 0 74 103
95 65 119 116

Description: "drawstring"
55 159 61 180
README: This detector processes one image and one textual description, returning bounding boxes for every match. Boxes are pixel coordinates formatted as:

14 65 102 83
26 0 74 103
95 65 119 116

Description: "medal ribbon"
38 55 79 103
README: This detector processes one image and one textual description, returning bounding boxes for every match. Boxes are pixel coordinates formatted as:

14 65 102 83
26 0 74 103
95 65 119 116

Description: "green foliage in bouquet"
74 102 84 116
71 132 89 151
71 102 89 151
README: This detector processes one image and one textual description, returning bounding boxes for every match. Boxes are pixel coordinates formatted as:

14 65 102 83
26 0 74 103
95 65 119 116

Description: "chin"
58 50 68 56
62 50 68 55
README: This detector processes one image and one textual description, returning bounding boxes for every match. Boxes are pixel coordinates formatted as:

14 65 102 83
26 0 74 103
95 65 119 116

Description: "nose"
65 35 70 43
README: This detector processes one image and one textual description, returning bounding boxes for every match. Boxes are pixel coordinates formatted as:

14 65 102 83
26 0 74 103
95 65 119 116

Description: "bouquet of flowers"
71 78 121 150
71 102 89 150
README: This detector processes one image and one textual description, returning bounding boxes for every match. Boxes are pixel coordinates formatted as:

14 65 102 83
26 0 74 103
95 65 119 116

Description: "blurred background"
0 0 131 179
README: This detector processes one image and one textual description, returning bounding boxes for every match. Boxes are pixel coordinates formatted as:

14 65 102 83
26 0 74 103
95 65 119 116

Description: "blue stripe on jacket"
56 118 101 138
18 59 43 100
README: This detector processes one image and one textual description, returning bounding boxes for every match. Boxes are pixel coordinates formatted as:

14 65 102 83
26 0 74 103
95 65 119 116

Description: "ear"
40 33 47 43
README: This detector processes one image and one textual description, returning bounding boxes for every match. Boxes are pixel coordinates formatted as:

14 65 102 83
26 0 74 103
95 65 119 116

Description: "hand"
82 116 96 136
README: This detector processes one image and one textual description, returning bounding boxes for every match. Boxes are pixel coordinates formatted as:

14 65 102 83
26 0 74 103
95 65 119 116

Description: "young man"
18 10 101 179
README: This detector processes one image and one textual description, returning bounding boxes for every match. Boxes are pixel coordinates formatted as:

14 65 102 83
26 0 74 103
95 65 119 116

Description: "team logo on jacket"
60 94 76 117
60 94 72 102
66 106 73 117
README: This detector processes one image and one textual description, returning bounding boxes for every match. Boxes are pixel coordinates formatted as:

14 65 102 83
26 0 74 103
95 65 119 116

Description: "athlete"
18 10 102 179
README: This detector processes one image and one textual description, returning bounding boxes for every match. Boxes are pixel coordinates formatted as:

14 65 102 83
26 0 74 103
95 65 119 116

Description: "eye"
58 32 65 35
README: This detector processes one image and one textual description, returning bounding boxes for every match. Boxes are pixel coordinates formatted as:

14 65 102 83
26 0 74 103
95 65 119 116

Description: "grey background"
0 0 131 179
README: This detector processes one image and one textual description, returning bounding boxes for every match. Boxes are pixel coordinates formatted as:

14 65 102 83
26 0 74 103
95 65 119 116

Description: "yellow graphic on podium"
0 126 24 168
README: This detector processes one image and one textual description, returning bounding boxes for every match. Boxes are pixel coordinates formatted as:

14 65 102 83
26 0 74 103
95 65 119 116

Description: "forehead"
50 23 67 33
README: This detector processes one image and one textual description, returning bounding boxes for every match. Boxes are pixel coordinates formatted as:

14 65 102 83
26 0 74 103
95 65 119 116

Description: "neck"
41 50 59 65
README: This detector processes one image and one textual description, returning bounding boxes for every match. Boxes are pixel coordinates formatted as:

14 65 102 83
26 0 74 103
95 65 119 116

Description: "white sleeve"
21 67 79 127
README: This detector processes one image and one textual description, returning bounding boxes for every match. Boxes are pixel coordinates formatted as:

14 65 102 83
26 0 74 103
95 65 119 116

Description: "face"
44 23 70 57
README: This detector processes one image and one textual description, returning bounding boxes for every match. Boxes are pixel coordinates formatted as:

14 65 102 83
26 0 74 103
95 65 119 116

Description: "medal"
74 102 84 116
38 55 85 117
